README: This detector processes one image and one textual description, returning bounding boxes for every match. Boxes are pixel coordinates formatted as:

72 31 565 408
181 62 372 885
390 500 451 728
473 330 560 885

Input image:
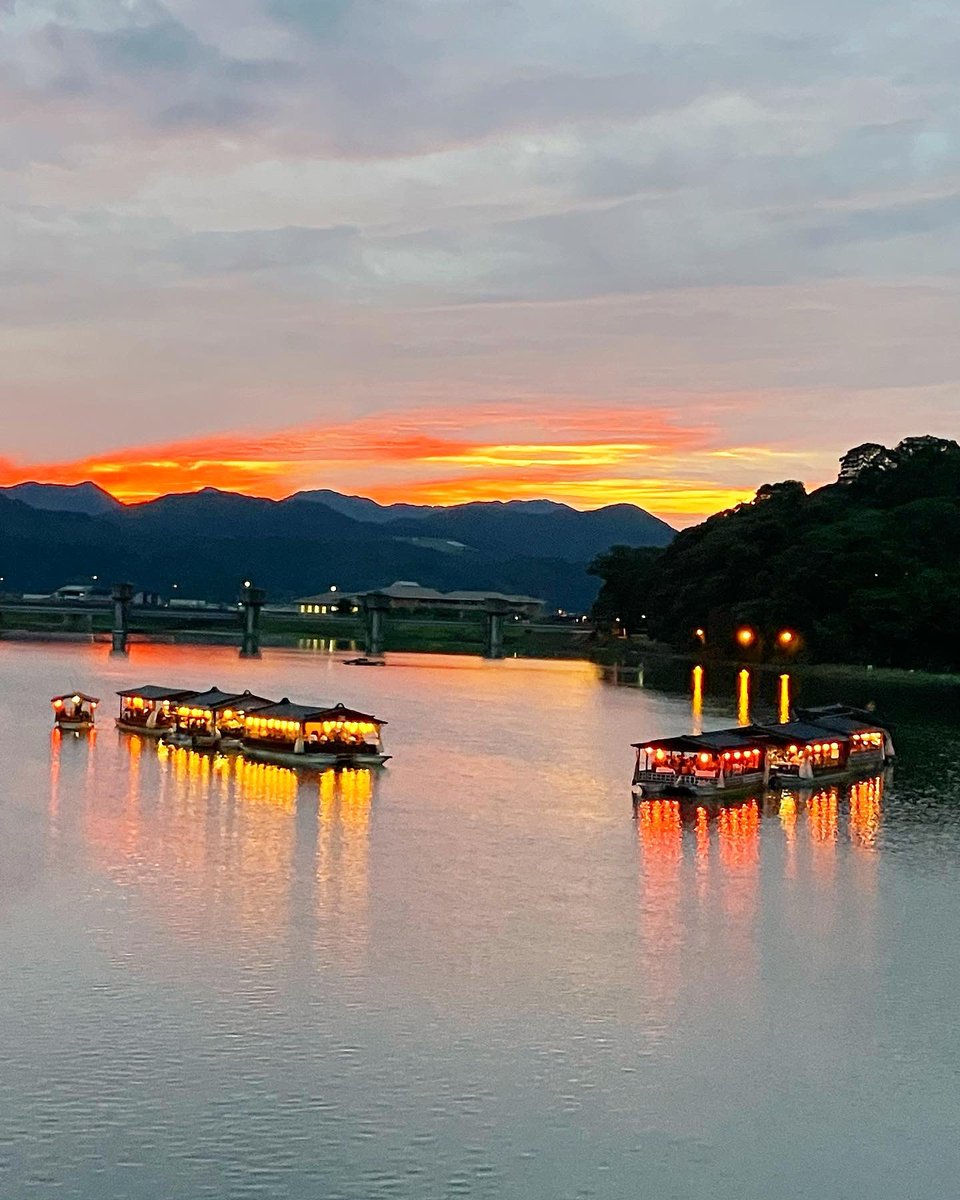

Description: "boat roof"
632 727 761 753
248 699 386 725
116 685 197 701
803 714 885 736
51 692 100 704
317 702 386 725
177 687 276 712
248 698 334 722
750 720 852 746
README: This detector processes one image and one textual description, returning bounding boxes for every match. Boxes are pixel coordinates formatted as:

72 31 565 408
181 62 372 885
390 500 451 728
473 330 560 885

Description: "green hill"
589 436 960 671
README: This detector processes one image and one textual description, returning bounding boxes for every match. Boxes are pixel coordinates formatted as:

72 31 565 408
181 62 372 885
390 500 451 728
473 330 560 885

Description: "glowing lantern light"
736 627 756 648
778 629 796 647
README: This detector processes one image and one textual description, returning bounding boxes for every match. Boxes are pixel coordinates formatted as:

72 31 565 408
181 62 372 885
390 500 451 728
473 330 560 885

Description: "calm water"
1 643 960 1199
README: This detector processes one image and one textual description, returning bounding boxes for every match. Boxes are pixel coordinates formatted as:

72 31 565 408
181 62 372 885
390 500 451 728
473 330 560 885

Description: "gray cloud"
3 0 960 462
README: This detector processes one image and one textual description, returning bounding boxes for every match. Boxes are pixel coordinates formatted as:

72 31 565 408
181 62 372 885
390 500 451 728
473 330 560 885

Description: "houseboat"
116 686 196 737
164 688 276 751
632 705 894 799
241 700 390 768
51 692 99 733
631 728 767 799
751 706 893 786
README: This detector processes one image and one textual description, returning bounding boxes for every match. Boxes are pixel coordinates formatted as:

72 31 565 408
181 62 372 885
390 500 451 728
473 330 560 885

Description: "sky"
1 0 959 525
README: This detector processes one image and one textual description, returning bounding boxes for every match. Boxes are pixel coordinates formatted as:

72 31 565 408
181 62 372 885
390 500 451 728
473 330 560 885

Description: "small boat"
163 687 277 751
632 729 767 799
116 686 197 737
241 700 390 767
344 657 386 667
51 692 99 733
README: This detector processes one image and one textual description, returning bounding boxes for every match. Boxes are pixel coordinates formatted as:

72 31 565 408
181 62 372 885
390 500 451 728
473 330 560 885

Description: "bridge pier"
239 581 265 658
363 593 390 658
483 599 512 660
110 582 134 656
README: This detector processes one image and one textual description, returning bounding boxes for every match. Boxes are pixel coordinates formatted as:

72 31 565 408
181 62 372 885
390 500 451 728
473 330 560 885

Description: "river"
1 642 959 1199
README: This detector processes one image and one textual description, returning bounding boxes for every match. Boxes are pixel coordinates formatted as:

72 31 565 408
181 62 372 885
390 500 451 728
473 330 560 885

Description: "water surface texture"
1 644 959 1199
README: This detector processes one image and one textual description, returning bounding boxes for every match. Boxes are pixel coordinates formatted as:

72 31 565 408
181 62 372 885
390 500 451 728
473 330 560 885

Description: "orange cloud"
0 404 781 523
365 476 755 523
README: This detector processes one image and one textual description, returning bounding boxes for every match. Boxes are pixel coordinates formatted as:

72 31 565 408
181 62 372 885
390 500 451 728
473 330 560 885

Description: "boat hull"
115 719 171 738
243 744 390 769
632 771 765 800
55 720 95 734
769 749 886 789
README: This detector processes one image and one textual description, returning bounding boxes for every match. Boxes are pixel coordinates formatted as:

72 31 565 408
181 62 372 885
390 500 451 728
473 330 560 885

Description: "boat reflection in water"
61 736 377 965
636 772 887 850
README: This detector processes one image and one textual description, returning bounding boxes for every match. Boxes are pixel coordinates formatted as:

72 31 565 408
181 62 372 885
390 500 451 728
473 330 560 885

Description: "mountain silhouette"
0 484 674 608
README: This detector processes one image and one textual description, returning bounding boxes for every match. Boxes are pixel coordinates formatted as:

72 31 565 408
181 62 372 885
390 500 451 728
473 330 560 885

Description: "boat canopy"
117 685 197 702
632 728 762 754
176 687 276 714
246 699 332 723
316 702 386 727
51 692 100 705
749 720 852 747
796 713 885 738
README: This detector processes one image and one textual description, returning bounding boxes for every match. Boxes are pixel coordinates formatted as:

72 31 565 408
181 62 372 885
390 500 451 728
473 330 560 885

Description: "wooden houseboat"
51 692 99 733
631 729 767 799
241 700 390 767
751 707 892 786
632 705 893 799
165 688 276 751
116 686 196 737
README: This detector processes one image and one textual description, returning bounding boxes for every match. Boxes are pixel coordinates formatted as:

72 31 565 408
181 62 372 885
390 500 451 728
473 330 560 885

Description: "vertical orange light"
691 665 704 735
737 669 750 726
778 673 791 724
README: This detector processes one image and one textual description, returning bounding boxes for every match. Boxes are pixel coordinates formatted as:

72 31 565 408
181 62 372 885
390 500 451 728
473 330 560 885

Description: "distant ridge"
0 482 675 608
0 480 121 516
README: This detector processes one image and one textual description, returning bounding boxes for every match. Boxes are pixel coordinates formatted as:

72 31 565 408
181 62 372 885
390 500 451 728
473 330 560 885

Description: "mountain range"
0 482 675 609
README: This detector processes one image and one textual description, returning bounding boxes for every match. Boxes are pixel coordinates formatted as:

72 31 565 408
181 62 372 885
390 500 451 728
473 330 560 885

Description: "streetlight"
736 627 756 649
778 629 796 648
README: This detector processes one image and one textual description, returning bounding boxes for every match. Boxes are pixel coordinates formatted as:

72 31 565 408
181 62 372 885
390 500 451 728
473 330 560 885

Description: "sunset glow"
0 405 817 524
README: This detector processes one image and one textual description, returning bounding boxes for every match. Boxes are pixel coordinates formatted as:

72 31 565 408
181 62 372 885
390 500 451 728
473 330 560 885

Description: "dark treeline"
589 436 960 671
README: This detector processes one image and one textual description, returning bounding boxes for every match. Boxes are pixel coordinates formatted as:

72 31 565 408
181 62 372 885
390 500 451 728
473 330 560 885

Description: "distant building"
297 581 544 619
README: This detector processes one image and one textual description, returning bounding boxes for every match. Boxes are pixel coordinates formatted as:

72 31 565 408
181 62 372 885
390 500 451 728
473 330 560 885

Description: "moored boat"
164 687 276 751
241 700 390 767
51 692 99 733
116 686 196 737
632 704 894 799
632 729 767 799
750 706 892 787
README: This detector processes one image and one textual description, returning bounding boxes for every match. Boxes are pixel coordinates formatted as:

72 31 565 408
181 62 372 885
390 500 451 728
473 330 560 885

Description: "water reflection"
637 774 886 867
691 665 704 735
51 736 376 967
737 669 751 726
779 673 791 723
297 637 358 653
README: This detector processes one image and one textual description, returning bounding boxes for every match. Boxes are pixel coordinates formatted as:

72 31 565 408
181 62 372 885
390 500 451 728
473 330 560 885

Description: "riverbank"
590 636 960 689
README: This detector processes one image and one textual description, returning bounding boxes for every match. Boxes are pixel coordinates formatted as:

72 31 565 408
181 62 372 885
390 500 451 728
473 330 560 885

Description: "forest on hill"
589 436 960 671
